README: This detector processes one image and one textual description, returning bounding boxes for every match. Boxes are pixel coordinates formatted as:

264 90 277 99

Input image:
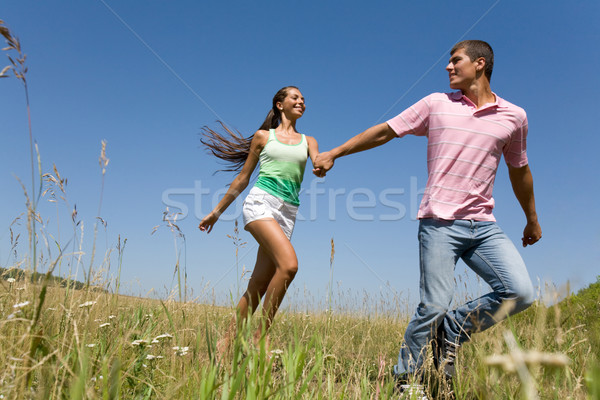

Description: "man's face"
446 48 479 91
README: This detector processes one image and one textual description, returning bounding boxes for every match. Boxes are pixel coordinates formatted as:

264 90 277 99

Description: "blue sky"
1 1 599 309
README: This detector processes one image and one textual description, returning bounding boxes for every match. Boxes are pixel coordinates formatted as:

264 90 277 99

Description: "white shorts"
242 186 298 240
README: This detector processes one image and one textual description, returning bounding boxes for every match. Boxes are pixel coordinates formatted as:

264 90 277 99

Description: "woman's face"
277 88 305 119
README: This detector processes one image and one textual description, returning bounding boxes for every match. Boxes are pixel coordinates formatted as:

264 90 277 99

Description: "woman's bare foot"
216 335 233 362
252 331 272 361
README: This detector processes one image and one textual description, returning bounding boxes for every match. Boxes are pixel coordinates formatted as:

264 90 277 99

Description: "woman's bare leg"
218 245 276 355
237 246 277 321
245 218 298 340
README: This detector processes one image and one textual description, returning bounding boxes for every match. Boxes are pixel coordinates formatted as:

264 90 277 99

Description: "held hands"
199 211 220 234
522 220 542 247
312 151 335 178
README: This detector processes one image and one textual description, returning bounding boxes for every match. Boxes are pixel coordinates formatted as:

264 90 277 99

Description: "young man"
313 40 541 385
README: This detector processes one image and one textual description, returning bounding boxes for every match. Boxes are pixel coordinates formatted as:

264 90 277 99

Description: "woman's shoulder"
304 134 317 144
252 129 270 145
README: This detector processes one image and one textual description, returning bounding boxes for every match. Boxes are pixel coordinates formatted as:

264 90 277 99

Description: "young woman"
199 86 319 351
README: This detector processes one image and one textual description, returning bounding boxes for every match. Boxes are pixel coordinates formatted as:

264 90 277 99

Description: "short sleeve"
386 95 431 138
503 115 528 168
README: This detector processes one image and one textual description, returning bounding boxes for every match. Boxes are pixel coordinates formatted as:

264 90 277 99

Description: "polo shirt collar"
450 91 506 113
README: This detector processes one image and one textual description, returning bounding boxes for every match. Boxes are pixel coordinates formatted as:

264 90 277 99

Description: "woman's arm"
199 130 268 233
306 135 319 166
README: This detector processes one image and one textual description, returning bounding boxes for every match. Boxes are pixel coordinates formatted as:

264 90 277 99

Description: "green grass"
1 272 598 399
558 277 600 362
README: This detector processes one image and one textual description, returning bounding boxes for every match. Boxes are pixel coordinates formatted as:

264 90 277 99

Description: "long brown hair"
200 86 299 172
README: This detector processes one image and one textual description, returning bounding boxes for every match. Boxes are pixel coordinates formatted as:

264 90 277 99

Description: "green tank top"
255 129 308 206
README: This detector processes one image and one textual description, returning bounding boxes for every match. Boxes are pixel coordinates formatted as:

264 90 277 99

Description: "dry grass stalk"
485 350 570 372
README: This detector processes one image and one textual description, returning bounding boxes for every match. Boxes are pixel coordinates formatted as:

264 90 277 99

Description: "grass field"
1 269 599 399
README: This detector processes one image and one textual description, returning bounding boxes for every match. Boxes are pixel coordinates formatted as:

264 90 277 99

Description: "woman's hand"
313 151 334 177
199 211 220 234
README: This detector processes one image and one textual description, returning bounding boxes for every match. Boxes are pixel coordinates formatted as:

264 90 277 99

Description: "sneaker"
398 383 429 400
432 323 459 378
393 372 429 400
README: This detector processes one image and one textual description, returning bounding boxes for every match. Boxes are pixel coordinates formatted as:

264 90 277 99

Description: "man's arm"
313 123 396 177
508 164 542 247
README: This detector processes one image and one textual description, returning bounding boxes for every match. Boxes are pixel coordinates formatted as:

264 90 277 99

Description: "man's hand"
313 151 335 177
522 220 542 247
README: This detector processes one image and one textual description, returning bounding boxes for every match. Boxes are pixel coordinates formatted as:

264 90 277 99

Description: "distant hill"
1 267 102 292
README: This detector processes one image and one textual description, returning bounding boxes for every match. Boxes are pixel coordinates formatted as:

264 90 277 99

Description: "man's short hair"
451 40 494 83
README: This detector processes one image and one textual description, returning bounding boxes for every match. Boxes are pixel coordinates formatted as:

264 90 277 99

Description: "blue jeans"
395 219 534 376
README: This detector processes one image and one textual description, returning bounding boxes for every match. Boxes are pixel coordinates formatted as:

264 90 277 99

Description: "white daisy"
173 346 190 356
13 301 30 309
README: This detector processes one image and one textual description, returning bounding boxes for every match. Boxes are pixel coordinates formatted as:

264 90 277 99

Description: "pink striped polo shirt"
386 91 528 221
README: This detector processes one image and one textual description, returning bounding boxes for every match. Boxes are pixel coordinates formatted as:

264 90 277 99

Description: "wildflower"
270 349 284 357
7 311 20 319
7 278 16 283
153 333 173 342
131 339 149 347
99 322 111 328
145 354 164 360
173 346 190 356
13 301 30 309
78 301 97 308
